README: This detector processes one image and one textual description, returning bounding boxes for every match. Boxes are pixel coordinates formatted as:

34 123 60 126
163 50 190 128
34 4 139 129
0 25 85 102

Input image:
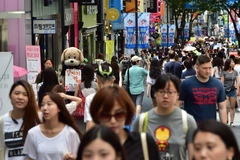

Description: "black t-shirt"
124 130 160 160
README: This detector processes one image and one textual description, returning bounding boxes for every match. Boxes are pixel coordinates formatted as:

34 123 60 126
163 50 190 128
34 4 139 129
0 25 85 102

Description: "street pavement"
140 91 240 147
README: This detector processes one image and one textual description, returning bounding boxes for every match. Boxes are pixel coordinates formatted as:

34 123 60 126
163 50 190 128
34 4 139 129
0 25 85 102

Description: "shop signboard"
33 19 56 34
0 52 13 116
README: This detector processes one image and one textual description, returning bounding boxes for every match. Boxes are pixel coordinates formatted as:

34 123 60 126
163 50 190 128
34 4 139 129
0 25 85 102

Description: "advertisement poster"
124 13 136 49
161 24 168 47
25 45 41 97
138 13 150 49
194 25 202 37
168 24 175 46
229 23 236 42
224 24 229 38
65 69 81 92
106 40 114 63
184 22 190 39
108 0 124 30
0 52 13 116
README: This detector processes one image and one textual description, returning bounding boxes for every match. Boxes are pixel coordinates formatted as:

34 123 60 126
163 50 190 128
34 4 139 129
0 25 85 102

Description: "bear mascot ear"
61 48 69 62
76 49 84 63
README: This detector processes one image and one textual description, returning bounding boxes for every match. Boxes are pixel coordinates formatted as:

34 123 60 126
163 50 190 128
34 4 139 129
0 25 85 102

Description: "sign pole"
135 0 139 56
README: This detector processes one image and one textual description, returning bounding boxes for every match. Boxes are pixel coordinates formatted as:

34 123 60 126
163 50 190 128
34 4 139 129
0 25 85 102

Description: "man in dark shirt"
181 59 196 80
164 50 182 79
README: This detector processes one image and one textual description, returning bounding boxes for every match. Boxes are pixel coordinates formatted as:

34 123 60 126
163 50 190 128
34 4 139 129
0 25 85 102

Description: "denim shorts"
226 89 236 97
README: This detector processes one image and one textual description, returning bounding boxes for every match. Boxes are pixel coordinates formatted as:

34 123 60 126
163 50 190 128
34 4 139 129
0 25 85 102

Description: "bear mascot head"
60 47 84 91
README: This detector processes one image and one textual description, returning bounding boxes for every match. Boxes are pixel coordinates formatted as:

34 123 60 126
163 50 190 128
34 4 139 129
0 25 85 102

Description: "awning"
0 11 31 19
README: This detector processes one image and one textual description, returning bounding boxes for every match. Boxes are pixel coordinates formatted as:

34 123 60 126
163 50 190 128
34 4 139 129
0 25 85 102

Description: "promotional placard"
65 69 81 92
25 45 41 98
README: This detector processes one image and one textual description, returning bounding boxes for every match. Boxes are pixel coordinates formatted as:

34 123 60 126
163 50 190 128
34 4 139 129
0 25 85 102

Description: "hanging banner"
0 52 13 116
106 40 114 63
138 13 150 49
25 45 41 98
229 22 236 42
124 13 136 49
125 0 136 12
168 24 175 46
108 0 124 30
161 24 168 47
184 22 190 39
194 25 202 37
224 24 229 38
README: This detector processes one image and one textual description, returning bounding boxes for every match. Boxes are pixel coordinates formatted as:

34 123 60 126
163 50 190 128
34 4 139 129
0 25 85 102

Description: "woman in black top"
90 85 159 160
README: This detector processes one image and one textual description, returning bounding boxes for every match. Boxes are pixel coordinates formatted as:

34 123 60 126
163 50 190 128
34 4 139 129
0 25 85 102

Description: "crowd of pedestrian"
2 38 240 160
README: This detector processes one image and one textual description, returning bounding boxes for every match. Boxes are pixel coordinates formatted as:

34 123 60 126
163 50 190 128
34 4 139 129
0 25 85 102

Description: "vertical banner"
138 13 150 49
107 0 124 30
25 45 41 98
184 22 190 39
229 22 236 42
168 24 175 46
124 13 136 49
194 25 202 37
106 40 114 63
161 24 168 47
0 52 13 116
224 23 229 38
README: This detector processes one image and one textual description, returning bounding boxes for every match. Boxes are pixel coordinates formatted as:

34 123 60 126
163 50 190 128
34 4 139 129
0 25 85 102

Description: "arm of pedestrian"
220 76 224 84
218 101 228 124
187 143 194 160
146 84 151 97
86 121 95 132
63 153 76 160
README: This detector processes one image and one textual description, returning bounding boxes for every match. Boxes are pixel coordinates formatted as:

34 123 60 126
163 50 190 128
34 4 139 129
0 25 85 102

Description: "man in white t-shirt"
85 63 115 131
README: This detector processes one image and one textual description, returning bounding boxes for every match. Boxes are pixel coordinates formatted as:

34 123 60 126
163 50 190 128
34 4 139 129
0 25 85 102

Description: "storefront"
81 5 98 63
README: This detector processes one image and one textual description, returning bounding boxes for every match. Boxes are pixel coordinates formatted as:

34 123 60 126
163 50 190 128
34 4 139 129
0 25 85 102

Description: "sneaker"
230 122 234 127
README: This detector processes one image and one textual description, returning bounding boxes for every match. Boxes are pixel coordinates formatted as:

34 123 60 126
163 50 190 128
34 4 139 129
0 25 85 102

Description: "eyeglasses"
99 111 126 122
157 90 177 96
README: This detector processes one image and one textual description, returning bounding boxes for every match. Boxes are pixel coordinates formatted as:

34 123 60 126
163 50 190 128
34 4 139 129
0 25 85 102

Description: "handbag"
72 82 85 119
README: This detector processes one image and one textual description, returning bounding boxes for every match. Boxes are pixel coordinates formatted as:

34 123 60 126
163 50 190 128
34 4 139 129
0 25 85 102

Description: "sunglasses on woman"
99 111 126 122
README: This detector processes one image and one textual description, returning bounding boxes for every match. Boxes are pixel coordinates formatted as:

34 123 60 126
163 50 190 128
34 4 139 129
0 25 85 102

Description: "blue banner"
138 13 150 49
124 13 136 49
108 0 124 30
224 24 229 38
229 23 236 42
161 24 168 47
168 24 175 46
184 23 190 39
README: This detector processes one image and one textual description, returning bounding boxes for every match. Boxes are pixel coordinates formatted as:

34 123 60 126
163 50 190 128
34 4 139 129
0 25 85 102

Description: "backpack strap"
141 132 149 160
139 112 148 133
181 110 188 134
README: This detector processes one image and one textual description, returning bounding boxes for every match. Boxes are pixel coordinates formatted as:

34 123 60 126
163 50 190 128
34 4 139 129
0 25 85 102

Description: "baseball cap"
131 56 142 62
96 63 113 77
